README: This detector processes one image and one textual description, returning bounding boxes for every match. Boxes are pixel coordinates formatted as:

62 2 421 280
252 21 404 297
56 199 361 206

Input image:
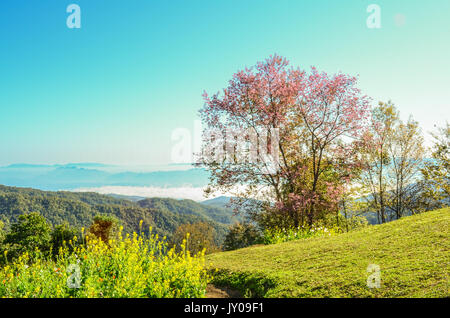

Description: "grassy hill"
207 208 449 298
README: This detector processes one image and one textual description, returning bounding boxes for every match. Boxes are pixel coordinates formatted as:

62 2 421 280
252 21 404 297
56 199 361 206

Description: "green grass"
207 208 450 298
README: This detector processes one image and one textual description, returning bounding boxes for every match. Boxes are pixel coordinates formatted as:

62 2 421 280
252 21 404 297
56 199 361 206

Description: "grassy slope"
207 208 450 298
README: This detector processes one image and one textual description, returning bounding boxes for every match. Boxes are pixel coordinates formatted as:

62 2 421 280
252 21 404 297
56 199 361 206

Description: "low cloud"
73 186 214 201
73 184 272 202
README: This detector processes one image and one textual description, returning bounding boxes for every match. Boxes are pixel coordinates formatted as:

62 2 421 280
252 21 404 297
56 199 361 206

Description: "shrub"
223 223 262 251
0 227 210 298
260 213 368 245
50 223 80 256
321 213 369 233
171 222 219 255
262 224 337 245
87 215 120 244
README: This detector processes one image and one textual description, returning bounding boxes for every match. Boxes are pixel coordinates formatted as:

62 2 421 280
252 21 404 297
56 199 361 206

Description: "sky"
0 0 449 166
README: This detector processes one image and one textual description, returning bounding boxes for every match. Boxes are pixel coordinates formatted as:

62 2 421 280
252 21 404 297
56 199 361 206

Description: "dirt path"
205 284 242 298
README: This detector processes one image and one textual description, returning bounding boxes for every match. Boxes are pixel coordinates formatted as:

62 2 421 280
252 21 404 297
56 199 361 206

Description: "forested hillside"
0 185 231 245
138 197 239 225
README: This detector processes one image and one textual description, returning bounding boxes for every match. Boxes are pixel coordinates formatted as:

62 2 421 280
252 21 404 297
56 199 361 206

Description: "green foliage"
260 212 368 245
223 222 262 251
0 185 229 247
50 223 80 256
0 220 4 242
3 213 52 261
171 222 219 255
321 211 369 232
208 208 449 297
262 225 336 245
420 123 450 210
0 221 4 253
338 214 369 231
0 229 210 298
138 197 237 225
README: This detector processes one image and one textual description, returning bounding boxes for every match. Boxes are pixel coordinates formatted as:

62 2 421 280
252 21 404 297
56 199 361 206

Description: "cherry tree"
199 55 370 228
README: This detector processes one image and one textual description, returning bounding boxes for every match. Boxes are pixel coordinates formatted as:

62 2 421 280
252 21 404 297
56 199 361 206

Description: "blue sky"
0 0 449 166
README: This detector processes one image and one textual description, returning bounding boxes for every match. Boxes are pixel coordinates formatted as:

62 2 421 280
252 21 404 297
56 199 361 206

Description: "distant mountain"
201 196 234 208
5 164 54 169
0 185 230 246
37 167 110 187
4 163 111 169
0 164 210 191
63 163 112 168
107 193 148 202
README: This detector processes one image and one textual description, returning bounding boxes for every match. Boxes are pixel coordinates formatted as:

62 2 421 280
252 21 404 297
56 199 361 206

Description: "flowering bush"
0 228 210 298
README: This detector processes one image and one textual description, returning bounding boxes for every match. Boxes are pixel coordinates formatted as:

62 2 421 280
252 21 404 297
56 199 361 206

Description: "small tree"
387 116 425 218
171 222 218 255
419 123 450 209
50 223 79 255
87 215 120 244
360 101 398 223
223 222 262 251
360 102 425 222
4 212 52 259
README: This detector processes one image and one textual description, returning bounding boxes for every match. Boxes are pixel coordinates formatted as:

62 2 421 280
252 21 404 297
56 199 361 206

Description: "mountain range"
0 184 237 246
0 163 210 191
